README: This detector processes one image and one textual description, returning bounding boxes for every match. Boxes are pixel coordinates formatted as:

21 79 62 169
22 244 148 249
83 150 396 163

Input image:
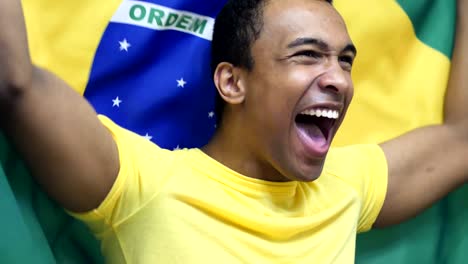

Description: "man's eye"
339 55 354 66
294 50 322 59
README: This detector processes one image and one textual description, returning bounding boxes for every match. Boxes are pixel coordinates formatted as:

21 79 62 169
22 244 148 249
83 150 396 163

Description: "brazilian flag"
333 0 467 263
0 0 465 263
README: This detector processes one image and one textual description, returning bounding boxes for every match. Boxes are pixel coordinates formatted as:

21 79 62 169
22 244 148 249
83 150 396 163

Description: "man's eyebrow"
287 37 357 56
343 44 357 57
287 38 329 50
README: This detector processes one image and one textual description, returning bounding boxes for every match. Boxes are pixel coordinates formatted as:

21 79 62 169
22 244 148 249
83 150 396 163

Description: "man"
1 0 467 263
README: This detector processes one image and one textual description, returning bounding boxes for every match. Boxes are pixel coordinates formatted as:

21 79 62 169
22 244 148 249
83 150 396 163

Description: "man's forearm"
444 1 468 126
375 1 468 227
0 0 120 213
0 0 33 114
444 1 468 184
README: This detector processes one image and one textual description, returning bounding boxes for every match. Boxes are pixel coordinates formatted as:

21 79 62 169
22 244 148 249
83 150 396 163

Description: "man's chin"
286 162 325 182
292 173 322 182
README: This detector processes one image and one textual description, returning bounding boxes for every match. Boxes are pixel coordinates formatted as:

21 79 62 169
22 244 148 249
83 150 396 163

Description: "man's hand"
0 0 119 213
374 0 468 227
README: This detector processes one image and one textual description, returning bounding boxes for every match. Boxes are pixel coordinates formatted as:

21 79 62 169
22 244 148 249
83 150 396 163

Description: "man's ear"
213 62 246 105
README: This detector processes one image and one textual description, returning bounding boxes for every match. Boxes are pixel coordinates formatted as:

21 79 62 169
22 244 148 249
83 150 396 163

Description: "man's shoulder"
98 115 184 169
324 144 387 181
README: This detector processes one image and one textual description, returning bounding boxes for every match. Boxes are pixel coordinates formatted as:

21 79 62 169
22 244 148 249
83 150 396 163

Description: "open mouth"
294 108 340 155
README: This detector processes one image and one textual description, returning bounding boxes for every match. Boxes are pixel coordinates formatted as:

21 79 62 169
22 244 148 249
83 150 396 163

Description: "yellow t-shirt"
71 116 388 263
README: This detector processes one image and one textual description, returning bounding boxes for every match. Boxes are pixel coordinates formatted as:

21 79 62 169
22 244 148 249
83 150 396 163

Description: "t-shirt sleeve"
68 115 176 236
325 144 388 233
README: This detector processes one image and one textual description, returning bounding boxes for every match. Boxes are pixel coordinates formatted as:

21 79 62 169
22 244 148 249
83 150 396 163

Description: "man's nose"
316 60 351 95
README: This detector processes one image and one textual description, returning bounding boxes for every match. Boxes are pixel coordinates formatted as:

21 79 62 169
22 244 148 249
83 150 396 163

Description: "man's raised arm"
0 0 119 212
374 0 468 227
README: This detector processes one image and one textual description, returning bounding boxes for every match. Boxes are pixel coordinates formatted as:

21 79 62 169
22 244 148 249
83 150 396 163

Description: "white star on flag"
119 38 131 52
208 111 215 118
112 96 122 107
177 78 187 88
143 133 153 141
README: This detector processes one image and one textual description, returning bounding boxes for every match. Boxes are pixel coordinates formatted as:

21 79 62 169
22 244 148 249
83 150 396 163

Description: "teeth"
300 108 340 119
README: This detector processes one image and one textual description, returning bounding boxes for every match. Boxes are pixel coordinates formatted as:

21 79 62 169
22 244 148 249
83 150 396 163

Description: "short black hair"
211 0 333 124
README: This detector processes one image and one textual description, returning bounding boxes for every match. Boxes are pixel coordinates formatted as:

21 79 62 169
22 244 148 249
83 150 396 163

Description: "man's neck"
202 121 292 182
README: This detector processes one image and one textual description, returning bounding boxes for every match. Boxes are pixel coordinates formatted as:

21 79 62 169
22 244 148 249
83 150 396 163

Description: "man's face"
241 0 355 181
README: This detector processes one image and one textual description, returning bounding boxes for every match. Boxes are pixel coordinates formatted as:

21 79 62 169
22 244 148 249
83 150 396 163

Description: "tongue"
296 123 328 154
300 123 326 144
